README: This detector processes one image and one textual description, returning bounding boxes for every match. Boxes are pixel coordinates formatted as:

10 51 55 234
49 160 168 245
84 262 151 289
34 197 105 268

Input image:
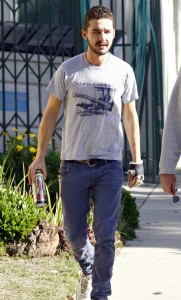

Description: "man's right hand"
28 157 47 185
160 173 176 195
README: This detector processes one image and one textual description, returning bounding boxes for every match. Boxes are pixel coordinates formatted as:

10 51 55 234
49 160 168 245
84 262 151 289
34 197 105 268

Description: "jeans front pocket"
60 162 72 177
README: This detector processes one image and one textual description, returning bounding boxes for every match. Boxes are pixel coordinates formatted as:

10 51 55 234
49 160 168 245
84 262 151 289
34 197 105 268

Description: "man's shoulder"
61 54 83 67
110 54 133 71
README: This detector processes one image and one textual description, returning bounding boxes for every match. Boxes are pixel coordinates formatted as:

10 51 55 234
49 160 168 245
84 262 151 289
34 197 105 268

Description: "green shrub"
0 161 51 244
117 188 140 240
0 129 60 205
0 240 6 255
1 129 37 185
0 187 51 242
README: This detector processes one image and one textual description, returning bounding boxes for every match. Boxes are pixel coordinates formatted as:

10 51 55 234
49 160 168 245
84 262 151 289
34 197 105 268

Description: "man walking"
28 5 143 300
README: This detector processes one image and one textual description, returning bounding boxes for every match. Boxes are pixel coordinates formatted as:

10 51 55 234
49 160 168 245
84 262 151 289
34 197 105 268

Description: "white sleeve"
159 68 181 174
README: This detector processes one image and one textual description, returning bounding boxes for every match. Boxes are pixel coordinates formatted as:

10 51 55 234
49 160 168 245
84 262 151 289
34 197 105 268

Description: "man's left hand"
127 161 144 188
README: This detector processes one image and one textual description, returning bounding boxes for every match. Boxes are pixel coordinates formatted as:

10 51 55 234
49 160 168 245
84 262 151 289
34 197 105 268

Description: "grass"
0 252 80 300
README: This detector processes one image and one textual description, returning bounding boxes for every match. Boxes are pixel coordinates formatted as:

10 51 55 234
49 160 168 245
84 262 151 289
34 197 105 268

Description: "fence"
0 0 163 181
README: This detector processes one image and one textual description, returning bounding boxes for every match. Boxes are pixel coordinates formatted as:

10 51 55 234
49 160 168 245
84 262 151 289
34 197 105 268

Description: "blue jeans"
60 160 123 299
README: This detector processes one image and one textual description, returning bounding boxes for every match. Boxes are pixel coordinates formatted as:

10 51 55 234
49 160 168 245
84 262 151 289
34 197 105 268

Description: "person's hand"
128 173 144 188
160 173 176 195
127 160 144 188
28 157 47 185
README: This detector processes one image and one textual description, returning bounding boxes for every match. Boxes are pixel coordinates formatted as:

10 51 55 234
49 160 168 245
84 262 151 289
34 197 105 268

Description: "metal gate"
0 0 163 181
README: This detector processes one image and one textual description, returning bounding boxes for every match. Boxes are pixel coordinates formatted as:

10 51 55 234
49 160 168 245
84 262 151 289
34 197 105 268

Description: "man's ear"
81 29 87 40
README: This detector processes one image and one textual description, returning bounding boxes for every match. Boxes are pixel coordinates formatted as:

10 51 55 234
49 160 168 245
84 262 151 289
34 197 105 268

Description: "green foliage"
0 129 62 248
0 157 51 244
87 196 94 227
0 240 6 255
46 184 63 227
0 129 60 205
0 187 50 242
45 149 60 204
1 129 37 184
117 188 140 240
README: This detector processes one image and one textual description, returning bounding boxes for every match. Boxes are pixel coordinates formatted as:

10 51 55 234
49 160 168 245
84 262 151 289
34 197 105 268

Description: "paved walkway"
110 182 181 300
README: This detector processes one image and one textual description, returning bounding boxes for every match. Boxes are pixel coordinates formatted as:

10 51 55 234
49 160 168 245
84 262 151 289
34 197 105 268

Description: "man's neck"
85 51 110 66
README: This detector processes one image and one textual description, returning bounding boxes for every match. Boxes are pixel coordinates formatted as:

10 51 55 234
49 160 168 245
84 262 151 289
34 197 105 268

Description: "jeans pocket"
60 165 71 177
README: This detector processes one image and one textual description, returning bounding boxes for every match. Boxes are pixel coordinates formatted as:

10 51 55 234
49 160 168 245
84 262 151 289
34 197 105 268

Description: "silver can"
32 169 47 207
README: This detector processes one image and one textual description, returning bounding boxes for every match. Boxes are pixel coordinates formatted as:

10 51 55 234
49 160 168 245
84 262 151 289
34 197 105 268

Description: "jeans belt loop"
87 160 97 167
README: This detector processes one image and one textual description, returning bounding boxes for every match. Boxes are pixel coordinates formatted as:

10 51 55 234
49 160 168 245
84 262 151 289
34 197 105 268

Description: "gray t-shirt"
47 53 138 161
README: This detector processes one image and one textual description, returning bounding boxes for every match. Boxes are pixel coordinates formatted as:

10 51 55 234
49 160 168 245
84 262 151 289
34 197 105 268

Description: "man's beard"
87 38 112 56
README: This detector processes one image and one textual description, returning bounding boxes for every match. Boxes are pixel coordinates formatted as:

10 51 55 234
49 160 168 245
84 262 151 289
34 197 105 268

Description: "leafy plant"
45 149 60 205
1 128 37 184
0 188 50 242
117 188 140 240
46 183 63 227
0 158 51 243
0 239 6 255
0 128 60 205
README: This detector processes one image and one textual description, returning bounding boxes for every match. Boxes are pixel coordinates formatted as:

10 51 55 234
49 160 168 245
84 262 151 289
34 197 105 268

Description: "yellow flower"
32 156 36 161
29 133 36 139
16 135 23 140
29 146 37 153
16 145 23 152
12 127 18 132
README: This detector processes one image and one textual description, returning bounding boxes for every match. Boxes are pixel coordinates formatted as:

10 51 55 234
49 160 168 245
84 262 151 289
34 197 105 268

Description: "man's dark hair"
83 5 115 30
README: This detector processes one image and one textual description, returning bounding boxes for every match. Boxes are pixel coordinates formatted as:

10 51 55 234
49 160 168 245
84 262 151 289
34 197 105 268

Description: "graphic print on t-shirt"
73 86 116 116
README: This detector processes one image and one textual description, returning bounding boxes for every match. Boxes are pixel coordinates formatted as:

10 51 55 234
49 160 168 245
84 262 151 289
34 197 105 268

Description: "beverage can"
32 169 47 207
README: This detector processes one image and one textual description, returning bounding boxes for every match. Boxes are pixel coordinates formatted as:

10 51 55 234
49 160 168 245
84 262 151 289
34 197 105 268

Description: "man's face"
82 18 115 56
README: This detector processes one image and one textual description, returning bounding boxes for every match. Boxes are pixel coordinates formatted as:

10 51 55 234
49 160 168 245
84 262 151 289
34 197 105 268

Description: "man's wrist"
128 160 144 177
35 154 46 160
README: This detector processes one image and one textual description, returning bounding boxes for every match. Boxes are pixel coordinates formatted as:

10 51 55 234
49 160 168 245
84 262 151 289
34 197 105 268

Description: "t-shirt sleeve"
121 66 139 103
46 65 67 101
159 67 181 174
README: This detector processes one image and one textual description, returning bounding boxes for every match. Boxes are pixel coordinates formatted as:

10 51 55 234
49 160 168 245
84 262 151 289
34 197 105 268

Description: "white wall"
161 0 181 117
161 0 181 168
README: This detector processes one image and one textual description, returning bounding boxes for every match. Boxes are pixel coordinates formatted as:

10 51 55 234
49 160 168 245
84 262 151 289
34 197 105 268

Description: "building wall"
161 0 181 116
160 0 181 168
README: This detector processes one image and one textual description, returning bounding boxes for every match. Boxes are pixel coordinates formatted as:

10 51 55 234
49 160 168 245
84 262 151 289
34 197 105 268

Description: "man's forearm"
35 94 62 159
124 112 141 162
36 117 56 159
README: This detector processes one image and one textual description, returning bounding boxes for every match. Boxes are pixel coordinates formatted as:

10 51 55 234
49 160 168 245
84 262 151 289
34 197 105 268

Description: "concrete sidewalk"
110 182 181 300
